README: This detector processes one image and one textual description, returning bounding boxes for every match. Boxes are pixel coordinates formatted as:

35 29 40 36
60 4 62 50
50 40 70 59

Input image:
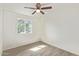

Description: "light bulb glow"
36 9 40 13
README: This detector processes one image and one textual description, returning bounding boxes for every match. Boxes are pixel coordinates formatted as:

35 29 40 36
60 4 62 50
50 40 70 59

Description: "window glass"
17 19 32 34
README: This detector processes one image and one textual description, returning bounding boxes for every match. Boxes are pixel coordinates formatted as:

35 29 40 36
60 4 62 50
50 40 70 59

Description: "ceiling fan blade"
24 7 36 9
40 11 45 14
41 6 52 10
32 11 36 15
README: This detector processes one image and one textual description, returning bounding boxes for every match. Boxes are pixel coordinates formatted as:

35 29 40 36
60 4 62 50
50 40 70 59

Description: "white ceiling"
0 3 79 17
0 3 54 16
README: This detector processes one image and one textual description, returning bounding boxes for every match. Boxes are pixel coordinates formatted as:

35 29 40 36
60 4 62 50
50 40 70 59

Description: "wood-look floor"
2 41 77 56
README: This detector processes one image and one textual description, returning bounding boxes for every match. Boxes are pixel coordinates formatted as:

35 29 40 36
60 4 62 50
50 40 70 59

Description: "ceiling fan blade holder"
40 11 45 14
32 11 36 15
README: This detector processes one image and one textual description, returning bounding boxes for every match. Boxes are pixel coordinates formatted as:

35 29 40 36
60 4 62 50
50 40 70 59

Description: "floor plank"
2 41 77 56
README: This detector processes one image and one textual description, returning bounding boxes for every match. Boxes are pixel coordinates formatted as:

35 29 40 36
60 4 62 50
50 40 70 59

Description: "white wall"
3 9 40 50
0 8 2 55
42 4 79 55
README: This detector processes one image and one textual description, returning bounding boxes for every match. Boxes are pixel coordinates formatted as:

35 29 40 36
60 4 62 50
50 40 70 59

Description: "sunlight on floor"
29 45 47 52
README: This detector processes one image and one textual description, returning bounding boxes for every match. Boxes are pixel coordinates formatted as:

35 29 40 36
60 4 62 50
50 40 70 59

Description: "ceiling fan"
24 3 52 15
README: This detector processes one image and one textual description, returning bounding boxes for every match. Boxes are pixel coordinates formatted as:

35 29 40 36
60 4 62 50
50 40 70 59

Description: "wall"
34 15 44 41
41 4 79 55
3 3 79 55
0 8 2 55
3 9 40 50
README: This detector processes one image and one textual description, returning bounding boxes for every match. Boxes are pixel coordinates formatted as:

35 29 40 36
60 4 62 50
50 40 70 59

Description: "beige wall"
0 8 2 55
41 4 79 55
3 9 41 50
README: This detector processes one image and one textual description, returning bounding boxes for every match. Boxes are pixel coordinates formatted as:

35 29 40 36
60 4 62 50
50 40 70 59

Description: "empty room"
0 3 79 56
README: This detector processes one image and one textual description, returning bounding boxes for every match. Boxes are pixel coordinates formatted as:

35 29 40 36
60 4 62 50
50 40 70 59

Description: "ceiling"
0 3 54 16
0 3 79 17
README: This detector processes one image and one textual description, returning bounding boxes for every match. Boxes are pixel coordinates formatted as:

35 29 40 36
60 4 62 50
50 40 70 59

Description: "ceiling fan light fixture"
36 9 40 13
24 3 53 15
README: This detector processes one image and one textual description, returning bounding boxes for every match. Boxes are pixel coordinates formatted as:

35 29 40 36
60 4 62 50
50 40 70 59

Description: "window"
17 18 32 34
